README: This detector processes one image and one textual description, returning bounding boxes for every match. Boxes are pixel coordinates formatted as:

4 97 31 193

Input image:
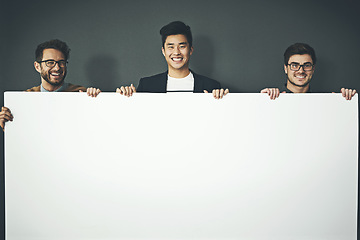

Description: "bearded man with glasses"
0 39 101 130
261 43 356 100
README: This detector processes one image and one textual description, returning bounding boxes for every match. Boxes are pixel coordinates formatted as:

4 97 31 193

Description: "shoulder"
65 83 87 92
137 72 167 92
25 85 41 92
194 73 219 84
139 72 167 82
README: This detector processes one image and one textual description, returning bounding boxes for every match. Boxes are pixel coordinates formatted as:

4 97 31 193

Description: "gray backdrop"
1 0 360 239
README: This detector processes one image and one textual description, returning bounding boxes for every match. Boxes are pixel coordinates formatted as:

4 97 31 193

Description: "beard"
40 68 67 87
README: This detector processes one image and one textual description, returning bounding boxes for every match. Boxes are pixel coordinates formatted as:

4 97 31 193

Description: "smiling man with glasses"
261 43 356 100
0 39 101 130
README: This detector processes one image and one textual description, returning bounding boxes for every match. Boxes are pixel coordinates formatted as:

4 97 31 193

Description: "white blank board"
4 92 359 240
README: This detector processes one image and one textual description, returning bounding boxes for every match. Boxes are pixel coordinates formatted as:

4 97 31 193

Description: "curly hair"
35 39 70 62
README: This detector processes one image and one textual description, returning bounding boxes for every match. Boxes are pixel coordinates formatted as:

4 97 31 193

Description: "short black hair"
160 21 193 48
284 43 316 65
35 39 70 62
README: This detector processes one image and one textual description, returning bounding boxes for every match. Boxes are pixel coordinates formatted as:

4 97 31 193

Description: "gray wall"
1 0 360 238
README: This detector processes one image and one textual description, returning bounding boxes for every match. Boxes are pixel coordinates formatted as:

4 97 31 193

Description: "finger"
224 88 229 95
345 89 350 100
219 88 225 99
124 86 130 97
203 90 208 93
91 88 96 97
2 107 10 113
348 89 352 100
79 90 83 92
0 113 13 121
341 88 345 97
350 89 357 100
95 88 101 97
270 88 275 100
213 89 220 99
275 88 280 99
0 109 13 120
120 86 125 95
260 88 269 94
116 88 121 94
131 84 136 93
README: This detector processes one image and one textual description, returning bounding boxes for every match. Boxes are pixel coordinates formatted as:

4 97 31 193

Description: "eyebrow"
166 42 188 46
289 62 313 64
42 59 66 61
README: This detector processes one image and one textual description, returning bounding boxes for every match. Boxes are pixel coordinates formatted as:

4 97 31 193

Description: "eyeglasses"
287 62 314 71
38 60 68 68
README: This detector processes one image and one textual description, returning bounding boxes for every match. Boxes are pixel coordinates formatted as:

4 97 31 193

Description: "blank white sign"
4 92 358 240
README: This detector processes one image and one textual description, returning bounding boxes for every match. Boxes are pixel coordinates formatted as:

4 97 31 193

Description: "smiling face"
162 34 193 78
284 54 315 92
34 48 67 91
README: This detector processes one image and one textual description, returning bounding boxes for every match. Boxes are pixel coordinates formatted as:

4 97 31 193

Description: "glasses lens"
58 61 66 67
44 60 67 68
45 61 55 68
303 64 313 71
290 63 300 71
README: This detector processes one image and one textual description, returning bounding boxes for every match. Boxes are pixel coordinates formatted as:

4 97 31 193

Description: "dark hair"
160 21 193 48
35 39 70 62
284 43 316 65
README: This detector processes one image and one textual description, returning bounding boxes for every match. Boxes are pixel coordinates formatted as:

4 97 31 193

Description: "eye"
291 63 299 68
168 46 174 49
179 45 186 49
46 61 55 66
59 60 67 67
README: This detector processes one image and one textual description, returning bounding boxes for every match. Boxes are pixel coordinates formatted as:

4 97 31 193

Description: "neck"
168 67 190 78
41 79 63 92
286 81 309 93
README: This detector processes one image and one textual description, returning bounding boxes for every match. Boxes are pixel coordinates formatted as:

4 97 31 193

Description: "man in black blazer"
117 21 228 99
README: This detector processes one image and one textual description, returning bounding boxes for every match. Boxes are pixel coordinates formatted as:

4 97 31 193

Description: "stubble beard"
41 69 66 87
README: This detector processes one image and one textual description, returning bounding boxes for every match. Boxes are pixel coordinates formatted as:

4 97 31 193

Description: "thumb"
203 90 208 93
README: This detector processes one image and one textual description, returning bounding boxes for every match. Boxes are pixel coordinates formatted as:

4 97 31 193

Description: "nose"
173 47 180 54
298 66 305 72
52 62 61 70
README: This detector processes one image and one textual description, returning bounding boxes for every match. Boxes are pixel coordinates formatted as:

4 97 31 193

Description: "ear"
190 46 194 56
284 64 288 74
162 47 165 57
34 61 41 73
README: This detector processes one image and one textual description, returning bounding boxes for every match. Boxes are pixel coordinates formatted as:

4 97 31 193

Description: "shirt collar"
41 82 69 92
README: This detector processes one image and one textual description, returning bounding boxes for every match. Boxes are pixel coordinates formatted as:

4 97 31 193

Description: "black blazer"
137 71 221 93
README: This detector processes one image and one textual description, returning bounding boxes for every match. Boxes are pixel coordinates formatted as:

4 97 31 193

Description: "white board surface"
4 92 358 240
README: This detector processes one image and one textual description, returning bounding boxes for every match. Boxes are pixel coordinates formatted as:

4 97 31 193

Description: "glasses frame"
38 59 68 68
287 62 314 71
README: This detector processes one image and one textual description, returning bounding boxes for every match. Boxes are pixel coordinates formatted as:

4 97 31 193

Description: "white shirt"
166 72 194 92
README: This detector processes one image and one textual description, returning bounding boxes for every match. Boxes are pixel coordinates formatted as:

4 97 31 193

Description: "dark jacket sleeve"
137 78 145 92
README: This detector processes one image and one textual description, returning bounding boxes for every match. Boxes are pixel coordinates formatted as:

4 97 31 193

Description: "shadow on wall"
85 55 120 92
190 35 215 78
310 59 333 93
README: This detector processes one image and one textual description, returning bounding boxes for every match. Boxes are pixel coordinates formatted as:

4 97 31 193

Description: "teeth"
296 75 305 79
172 58 182 61
51 73 60 76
